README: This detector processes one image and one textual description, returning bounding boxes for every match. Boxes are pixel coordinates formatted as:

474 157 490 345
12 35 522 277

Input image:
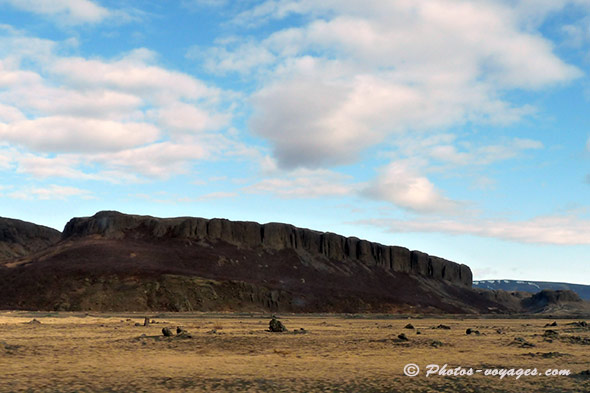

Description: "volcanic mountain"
0 211 511 313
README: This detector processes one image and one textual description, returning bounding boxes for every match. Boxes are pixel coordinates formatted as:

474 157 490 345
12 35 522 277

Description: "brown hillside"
0 211 505 313
0 216 61 262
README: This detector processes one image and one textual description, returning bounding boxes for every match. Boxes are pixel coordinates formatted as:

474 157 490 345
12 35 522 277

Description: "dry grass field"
1 312 589 392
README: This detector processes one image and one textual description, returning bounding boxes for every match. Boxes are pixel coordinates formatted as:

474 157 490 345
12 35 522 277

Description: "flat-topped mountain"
0 210 500 313
0 216 61 262
62 211 472 287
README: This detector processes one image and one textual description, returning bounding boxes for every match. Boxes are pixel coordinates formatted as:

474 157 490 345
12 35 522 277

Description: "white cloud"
363 161 459 213
0 117 160 153
193 42 276 74
0 146 16 169
0 29 233 182
51 50 219 103
183 0 228 8
229 0 583 168
245 168 357 198
0 102 24 122
153 102 229 133
198 191 238 200
358 214 590 245
15 154 98 180
8 184 94 200
0 60 42 87
0 0 111 25
428 138 544 166
93 141 209 179
2 85 143 119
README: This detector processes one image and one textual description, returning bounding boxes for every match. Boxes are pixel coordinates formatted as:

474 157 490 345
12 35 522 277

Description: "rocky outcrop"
0 217 61 262
62 211 472 287
522 289 582 312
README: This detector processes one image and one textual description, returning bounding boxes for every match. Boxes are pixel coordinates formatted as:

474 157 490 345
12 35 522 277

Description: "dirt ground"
1 312 589 392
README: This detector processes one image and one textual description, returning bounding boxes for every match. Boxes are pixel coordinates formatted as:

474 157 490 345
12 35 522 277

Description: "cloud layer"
0 31 234 182
357 214 590 245
0 0 111 24
229 0 582 169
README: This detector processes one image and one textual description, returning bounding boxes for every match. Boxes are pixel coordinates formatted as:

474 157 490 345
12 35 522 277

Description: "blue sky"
0 0 589 284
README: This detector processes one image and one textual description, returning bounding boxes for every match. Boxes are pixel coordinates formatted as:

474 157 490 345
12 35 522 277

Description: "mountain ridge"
0 210 494 313
1 211 585 314
474 279 590 300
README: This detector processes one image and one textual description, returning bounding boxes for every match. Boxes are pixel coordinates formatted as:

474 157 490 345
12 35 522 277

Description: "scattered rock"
564 336 590 345
567 321 588 328
416 330 421 335
162 327 173 337
292 328 307 335
496 328 504 334
269 318 287 333
176 326 185 334
207 329 217 334
434 324 451 330
466 328 480 335
430 340 443 348
134 323 142 327
545 321 558 327
511 337 535 348
397 333 409 341
524 351 569 358
541 351 567 358
543 329 559 338
26 319 41 325
1 341 21 353
404 323 415 329
177 331 192 339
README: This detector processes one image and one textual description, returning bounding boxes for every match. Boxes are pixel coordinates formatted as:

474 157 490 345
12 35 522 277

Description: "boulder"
269 317 287 332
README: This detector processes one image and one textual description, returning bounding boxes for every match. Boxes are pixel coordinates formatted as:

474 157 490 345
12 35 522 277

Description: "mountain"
0 216 61 262
473 280 590 300
0 210 506 313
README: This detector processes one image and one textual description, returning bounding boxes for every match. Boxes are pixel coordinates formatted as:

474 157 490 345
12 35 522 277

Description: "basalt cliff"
0 211 510 313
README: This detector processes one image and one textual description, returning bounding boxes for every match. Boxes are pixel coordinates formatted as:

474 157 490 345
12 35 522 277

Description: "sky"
0 0 589 284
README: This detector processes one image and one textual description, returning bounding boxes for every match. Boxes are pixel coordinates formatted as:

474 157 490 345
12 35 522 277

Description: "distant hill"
473 280 590 300
0 217 61 262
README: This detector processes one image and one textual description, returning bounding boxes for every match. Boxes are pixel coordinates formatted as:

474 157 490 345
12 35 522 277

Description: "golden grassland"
1 312 589 392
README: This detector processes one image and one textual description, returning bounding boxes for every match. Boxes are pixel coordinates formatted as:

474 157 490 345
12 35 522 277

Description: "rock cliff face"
0 217 61 261
63 211 472 287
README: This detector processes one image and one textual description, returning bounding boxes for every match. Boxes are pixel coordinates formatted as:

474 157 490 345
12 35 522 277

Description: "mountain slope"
0 216 61 262
0 211 503 313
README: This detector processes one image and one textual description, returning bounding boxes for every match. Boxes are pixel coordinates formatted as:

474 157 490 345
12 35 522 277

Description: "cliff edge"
63 211 472 287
